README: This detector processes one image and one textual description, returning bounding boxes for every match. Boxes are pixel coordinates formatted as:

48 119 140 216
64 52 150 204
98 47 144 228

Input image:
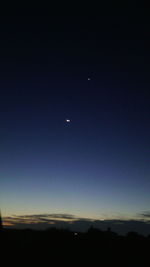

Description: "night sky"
0 9 150 230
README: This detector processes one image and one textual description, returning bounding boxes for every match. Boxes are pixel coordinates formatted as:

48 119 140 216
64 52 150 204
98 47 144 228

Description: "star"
88 78 91 81
65 119 71 123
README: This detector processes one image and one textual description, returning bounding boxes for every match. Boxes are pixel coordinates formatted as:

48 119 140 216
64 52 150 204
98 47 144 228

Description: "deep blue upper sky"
0 10 150 222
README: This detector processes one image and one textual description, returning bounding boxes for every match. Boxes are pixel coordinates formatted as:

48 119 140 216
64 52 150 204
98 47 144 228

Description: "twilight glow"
0 14 150 234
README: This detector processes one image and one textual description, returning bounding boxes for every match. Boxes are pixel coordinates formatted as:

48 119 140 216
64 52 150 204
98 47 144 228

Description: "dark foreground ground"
1 227 150 266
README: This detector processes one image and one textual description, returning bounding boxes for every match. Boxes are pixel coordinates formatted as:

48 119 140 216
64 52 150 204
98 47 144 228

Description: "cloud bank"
3 213 150 236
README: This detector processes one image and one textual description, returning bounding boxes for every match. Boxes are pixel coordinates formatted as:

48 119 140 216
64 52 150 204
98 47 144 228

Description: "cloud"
11 213 77 220
3 213 80 227
3 213 150 236
138 211 150 218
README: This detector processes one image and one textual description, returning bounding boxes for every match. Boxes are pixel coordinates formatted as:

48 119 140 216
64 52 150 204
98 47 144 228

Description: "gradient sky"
0 10 150 224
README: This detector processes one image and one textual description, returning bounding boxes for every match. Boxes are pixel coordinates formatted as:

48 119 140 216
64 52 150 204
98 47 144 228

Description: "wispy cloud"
3 213 84 226
138 211 150 219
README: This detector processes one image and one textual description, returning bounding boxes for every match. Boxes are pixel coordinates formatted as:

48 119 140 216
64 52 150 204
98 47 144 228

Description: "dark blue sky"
0 10 150 225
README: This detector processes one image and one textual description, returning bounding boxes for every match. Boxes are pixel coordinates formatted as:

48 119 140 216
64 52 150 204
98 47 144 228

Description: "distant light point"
65 119 71 123
88 78 91 81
